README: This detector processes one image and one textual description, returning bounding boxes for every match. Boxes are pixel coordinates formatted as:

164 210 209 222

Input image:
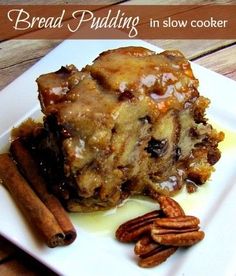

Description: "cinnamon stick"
10 139 76 245
0 153 64 247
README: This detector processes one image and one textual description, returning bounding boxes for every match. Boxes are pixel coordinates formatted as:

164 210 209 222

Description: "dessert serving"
0 45 224 264
33 46 224 212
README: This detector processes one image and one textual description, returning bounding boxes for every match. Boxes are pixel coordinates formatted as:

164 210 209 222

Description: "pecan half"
134 235 159 256
138 245 178 268
116 210 162 242
152 231 205 247
158 195 185 217
151 216 205 246
154 216 199 229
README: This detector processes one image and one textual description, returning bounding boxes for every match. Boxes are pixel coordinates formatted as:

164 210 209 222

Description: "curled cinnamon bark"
0 153 76 247
10 139 76 245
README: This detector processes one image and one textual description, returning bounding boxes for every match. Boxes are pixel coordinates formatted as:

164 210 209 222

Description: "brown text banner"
0 5 236 39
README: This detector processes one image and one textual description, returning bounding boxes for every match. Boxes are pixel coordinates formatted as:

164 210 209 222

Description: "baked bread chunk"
36 47 224 212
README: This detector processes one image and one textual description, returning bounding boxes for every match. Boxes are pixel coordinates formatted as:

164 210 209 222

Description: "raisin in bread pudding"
36 46 224 212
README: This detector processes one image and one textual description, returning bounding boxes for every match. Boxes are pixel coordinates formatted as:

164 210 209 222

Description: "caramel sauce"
89 48 199 111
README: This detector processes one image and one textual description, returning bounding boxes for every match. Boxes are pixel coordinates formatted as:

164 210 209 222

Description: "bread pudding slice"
35 46 224 212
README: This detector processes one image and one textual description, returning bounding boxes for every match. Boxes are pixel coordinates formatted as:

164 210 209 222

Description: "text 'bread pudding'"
34 46 224 211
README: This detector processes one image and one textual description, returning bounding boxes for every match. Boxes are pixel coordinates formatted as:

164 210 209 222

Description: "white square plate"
0 40 236 276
